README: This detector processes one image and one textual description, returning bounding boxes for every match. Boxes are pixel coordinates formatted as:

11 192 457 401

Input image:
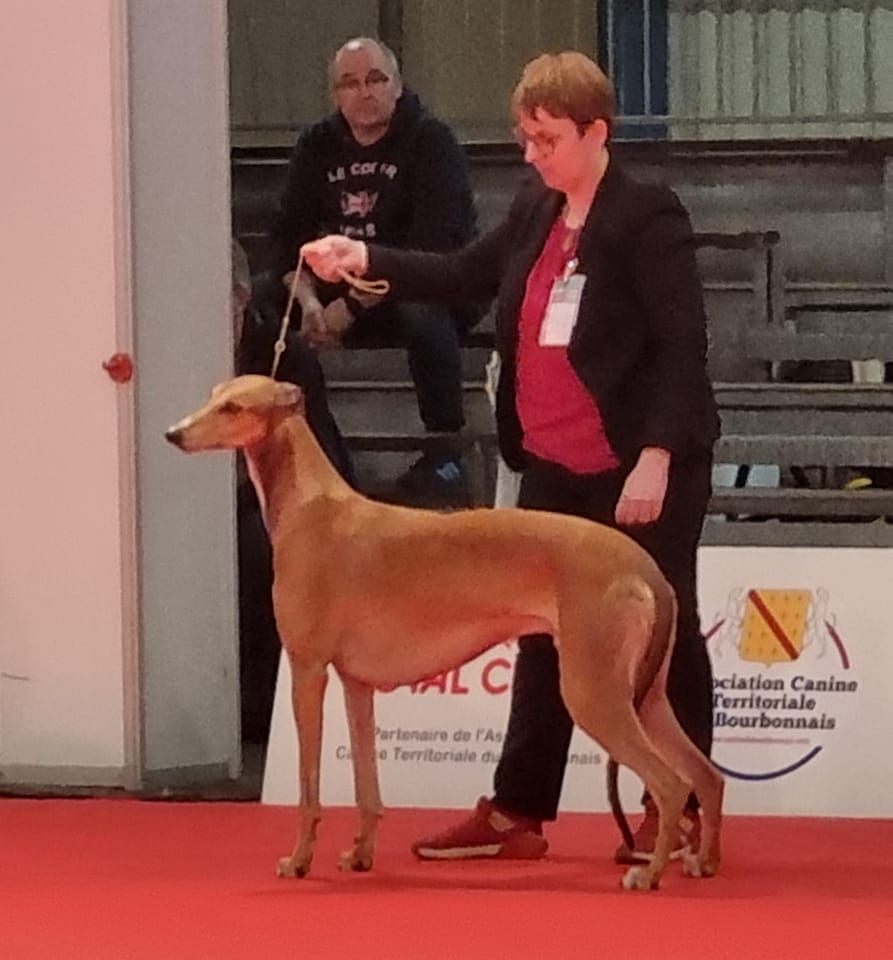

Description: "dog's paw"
621 865 660 891
681 849 718 879
277 855 310 879
339 847 374 873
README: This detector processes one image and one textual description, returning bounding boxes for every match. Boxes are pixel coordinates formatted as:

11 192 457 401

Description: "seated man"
266 36 480 501
232 239 353 742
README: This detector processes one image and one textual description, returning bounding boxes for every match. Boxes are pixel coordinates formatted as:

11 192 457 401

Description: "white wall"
0 1 132 783
128 0 239 783
0 0 239 789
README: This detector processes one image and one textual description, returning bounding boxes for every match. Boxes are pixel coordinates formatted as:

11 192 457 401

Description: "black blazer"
369 160 720 472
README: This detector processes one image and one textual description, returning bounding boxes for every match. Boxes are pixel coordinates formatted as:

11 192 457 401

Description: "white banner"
263 547 892 817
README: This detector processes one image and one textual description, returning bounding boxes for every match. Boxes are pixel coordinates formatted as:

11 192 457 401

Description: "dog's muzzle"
165 426 186 448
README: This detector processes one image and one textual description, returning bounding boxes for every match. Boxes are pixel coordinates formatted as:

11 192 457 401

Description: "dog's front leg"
339 674 383 872
277 659 328 879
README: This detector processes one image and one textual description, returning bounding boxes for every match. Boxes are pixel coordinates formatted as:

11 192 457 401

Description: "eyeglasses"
335 70 391 94
512 126 562 157
513 121 596 157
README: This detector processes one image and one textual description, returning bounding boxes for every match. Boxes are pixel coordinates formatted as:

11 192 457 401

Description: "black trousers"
237 487 281 744
256 269 465 436
493 454 714 821
347 301 465 434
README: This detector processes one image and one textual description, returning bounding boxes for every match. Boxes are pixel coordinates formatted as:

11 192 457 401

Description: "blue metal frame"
598 0 668 140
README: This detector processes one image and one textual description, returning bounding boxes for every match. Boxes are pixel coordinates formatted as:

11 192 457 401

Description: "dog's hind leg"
571 697 690 890
639 678 724 878
338 674 384 872
558 582 688 890
277 658 328 878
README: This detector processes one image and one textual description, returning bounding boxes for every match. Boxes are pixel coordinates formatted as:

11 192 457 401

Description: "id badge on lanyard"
539 258 585 347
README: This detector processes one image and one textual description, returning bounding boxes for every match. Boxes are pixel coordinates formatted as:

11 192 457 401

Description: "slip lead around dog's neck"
270 253 391 379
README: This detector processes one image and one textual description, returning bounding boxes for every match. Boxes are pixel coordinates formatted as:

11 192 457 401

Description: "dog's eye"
219 401 241 416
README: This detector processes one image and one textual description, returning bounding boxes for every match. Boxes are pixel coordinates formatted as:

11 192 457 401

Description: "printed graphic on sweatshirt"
326 161 400 240
340 190 379 219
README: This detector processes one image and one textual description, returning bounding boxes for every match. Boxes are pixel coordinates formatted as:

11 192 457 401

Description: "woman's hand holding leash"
271 239 388 376
301 236 371 285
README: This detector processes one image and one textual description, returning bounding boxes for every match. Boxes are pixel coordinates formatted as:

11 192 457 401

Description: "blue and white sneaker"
397 452 468 504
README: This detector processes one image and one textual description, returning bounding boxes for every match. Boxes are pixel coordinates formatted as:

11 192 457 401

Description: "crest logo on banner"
707 587 859 781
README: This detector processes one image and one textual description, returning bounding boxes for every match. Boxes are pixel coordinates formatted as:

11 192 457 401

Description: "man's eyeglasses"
335 71 391 94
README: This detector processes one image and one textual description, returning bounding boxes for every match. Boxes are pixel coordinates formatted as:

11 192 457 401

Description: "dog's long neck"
243 415 352 537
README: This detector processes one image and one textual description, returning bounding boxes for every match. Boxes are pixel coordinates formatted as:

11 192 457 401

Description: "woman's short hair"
511 52 616 136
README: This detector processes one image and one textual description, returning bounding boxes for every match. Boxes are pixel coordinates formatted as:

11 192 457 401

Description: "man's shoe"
396 452 468 505
412 797 548 861
614 799 701 865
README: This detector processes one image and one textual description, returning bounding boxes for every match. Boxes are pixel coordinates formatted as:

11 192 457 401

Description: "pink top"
515 216 618 475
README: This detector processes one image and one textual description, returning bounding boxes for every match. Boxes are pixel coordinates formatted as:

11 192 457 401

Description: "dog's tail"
607 758 635 851
606 585 678 852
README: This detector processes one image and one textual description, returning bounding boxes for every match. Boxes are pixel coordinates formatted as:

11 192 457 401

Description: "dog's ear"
273 381 305 414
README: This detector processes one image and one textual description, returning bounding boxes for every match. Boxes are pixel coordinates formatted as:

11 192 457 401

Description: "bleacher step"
702 517 893 547
708 487 893 516
746 329 893 361
328 389 495 435
716 434 893 466
320 347 492 382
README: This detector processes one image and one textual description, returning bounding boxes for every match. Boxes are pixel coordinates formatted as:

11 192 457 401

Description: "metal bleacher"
706 383 893 545
319 343 498 507
232 145 893 547
319 236 893 546
710 278 893 545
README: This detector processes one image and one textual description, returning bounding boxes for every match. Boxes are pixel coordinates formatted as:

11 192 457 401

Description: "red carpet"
2 798 891 960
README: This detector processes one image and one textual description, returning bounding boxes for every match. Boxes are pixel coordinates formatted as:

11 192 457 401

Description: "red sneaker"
412 797 548 861
614 799 701 865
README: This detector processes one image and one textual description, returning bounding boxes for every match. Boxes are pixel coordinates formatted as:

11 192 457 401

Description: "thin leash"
270 253 390 378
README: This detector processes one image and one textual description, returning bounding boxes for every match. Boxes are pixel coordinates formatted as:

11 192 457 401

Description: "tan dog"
166 375 723 890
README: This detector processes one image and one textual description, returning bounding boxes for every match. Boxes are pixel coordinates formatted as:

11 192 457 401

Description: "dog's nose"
165 426 184 447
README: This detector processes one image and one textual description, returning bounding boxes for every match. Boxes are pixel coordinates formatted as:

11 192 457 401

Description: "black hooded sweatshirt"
270 91 478 284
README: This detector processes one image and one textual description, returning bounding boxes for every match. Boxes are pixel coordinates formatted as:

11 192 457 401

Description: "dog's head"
165 375 304 453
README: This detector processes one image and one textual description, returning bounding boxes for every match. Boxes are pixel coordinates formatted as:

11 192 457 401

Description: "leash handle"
270 252 391 378
336 268 390 297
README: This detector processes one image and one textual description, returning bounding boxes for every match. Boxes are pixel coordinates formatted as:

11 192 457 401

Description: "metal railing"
228 1 893 147
602 0 893 140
